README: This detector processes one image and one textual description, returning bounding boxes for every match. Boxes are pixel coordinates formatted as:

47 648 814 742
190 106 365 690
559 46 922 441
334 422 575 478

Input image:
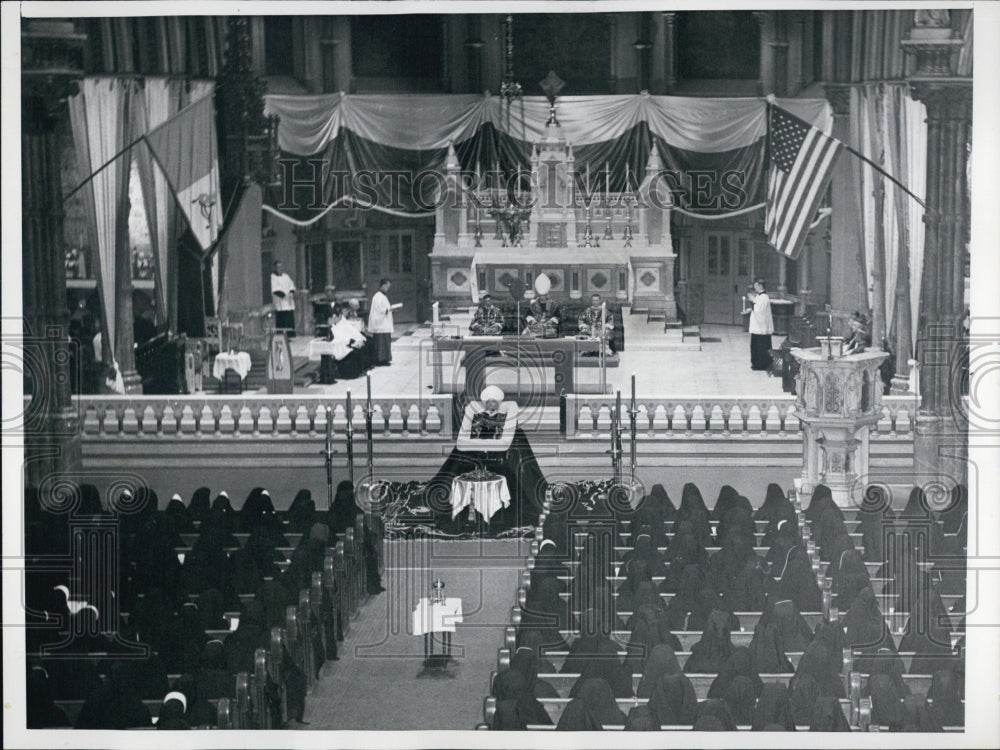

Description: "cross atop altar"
429 114 677 320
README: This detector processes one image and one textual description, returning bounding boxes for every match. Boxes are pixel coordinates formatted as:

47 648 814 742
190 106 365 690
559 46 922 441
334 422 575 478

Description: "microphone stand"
345 389 355 486
321 405 338 512
609 389 623 486
628 373 638 485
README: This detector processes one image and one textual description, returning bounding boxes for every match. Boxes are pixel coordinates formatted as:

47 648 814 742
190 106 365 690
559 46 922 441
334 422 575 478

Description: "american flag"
765 104 842 259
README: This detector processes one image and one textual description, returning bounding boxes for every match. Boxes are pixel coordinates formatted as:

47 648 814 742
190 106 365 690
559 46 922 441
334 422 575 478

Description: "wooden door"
703 232 754 325
364 230 417 323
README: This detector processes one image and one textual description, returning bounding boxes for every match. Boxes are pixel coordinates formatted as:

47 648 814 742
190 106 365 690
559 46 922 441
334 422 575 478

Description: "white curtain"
68 79 131 365
849 83 927 352
264 93 832 156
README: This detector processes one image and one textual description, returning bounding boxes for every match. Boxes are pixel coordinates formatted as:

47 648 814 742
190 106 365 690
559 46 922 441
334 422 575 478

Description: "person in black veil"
541 511 570 557
756 483 792 525
899 694 943 732
695 698 738 730
663 564 715 632
768 546 822 613
509 645 559 699
75 659 152 729
843 586 894 653
515 629 558 673
491 668 553 726
707 524 756 600
223 598 269 674
188 487 211 525
520 577 569 652
554 697 602 730
712 484 741 522
867 673 904 729
615 559 652 615
858 484 896 563
722 675 758 726
157 694 190 730
570 532 614 628
648 672 698 726
813 506 848 562
239 487 268 533
195 640 233 700
927 669 964 726
623 585 683 676
811 619 846 689
621 530 667 578
860 646 911 699
327 480 384 595
172 673 217 728
26 666 71 728
767 599 814 653
164 493 196 535
764 518 802 568
831 548 871 611
749 617 795 674
788 673 820 726
791 642 843 699
572 677 628 725
899 583 956 674
714 499 754 546
635 644 683 698
937 484 967 534
491 700 528 730
660 524 710 593
675 483 714 549
708 646 763 699
810 695 851 731
751 682 796 730
287 489 317 537
565 611 633 698
723 555 769 613
624 704 659 730
530 539 570 593
647 483 677 523
804 483 836 524
684 609 733 674
632 499 669 547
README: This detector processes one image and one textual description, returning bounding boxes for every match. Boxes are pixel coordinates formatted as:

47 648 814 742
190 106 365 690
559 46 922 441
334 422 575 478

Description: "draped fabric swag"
262 93 832 223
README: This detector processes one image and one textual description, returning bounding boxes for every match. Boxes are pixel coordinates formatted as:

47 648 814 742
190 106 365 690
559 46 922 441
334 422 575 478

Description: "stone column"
21 20 87 489
661 13 677 94
903 19 971 486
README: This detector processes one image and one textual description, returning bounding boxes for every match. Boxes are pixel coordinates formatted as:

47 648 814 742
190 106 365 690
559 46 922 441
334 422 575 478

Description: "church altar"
429 118 677 319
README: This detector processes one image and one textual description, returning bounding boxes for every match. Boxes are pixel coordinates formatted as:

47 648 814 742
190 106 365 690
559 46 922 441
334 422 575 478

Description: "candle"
586 163 591 193
605 162 610 199
367 373 372 405
346 389 352 422
631 372 636 404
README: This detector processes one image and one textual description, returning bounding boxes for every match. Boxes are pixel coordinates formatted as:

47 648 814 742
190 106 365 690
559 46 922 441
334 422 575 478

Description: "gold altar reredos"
429 119 677 320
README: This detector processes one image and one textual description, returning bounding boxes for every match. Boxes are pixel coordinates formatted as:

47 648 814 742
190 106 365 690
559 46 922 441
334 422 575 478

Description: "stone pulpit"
791 348 889 507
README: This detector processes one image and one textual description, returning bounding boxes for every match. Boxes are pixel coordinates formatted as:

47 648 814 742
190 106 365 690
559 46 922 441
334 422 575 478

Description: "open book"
389 302 403 311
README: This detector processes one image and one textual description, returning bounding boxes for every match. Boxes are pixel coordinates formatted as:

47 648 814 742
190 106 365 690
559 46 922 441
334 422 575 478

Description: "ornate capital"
901 31 964 78
823 84 851 116
909 81 972 121
21 20 86 131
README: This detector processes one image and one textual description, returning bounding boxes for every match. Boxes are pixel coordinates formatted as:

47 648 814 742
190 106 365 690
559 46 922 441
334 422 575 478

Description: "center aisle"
302 537 530 729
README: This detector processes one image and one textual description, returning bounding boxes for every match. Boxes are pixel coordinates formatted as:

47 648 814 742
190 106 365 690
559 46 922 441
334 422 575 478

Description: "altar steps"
624 313 701 352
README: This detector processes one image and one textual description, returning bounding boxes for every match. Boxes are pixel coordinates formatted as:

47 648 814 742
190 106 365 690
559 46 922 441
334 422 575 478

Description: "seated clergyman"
523 294 561 337
578 294 616 344
469 294 504 336
470 386 507 440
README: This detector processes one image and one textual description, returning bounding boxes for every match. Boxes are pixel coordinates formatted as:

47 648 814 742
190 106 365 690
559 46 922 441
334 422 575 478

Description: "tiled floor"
286 320 786 398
